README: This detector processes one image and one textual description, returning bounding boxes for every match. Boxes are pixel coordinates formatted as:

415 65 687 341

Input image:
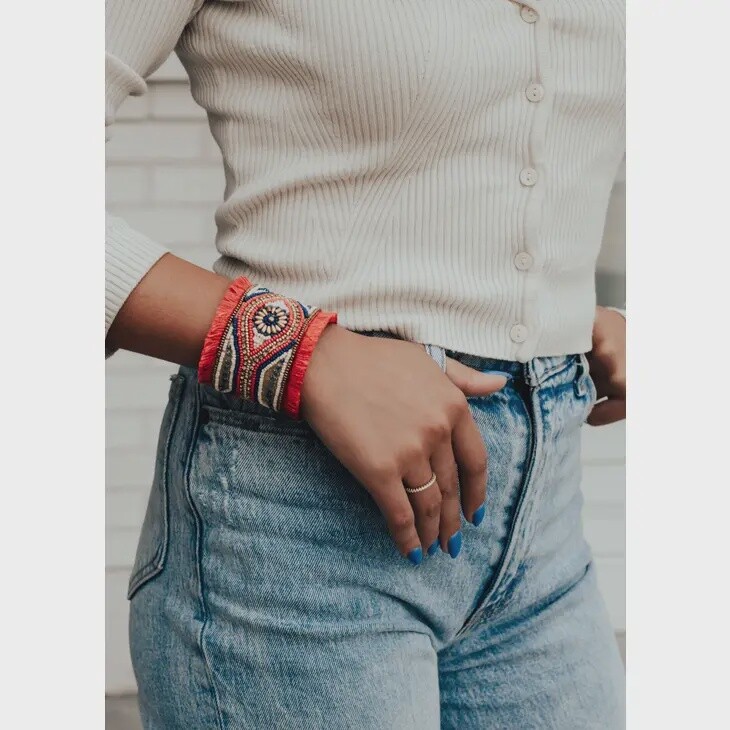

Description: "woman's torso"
177 0 626 361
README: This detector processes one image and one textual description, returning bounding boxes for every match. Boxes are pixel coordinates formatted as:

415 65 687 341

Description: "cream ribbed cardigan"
106 0 625 362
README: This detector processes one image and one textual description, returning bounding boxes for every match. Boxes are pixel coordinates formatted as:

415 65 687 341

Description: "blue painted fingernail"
483 370 512 380
471 503 486 527
407 547 423 566
447 531 463 559
427 539 440 556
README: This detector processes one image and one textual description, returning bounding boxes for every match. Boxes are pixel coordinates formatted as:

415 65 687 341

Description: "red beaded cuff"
198 277 337 419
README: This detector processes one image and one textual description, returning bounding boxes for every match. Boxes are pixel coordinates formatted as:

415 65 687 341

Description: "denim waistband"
182 351 584 417
445 350 584 387
183 330 586 405
359 331 584 387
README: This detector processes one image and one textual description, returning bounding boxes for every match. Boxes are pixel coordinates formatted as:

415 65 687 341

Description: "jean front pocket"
187 404 390 630
127 374 186 600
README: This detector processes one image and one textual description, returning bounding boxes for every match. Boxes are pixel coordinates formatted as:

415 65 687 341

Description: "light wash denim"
128 349 624 729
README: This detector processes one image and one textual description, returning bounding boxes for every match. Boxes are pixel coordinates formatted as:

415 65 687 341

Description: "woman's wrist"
106 253 233 367
299 324 354 422
198 277 337 419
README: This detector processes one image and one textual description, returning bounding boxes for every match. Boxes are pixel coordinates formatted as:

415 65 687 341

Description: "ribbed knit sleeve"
105 0 204 338
105 215 168 333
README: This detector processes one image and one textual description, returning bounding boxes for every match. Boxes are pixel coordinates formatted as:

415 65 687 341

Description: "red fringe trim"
197 277 252 387
282 310 338 419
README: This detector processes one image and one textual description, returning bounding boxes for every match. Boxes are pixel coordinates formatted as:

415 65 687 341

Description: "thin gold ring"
404 472 437 495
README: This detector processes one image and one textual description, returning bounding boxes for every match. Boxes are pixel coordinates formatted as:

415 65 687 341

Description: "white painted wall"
105 57 626 695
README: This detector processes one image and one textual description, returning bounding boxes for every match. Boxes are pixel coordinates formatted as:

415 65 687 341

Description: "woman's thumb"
445 357 511 397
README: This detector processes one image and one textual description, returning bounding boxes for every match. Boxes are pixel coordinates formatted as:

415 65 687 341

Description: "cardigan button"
520 6 539 23
510 324 529 344
519 167 538 187
514 252 534 271
526 83 545 102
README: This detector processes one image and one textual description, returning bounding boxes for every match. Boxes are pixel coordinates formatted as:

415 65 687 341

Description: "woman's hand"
586 307 626 426
108 257 507 563
300 326 508 563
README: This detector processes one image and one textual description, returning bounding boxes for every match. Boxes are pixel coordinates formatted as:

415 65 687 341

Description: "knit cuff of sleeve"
105 214 169 357
198 277 337 419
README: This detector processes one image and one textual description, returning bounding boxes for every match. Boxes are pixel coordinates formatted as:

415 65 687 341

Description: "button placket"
514 1 551 359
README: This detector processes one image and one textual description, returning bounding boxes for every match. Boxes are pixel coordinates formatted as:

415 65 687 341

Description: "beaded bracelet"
198 277 337 419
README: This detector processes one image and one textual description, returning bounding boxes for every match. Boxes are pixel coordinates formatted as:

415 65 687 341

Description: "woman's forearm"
106 253 231 367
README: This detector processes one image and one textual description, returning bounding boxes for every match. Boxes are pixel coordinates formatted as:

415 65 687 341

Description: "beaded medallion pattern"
212 286 321 411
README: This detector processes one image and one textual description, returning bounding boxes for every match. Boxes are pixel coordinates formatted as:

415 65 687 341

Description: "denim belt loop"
523 358 540 388
574 353 590 397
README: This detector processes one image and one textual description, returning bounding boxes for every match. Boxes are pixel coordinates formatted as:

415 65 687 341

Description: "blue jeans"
128 351 624 729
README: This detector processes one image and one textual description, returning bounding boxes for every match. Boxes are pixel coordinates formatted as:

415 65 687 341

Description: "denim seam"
485 560 593 638
485 373 587 617
127 546 162 590
485 381 544 604
183 382 226 730
202 405 314 440
466 384 549 628
453 379 539 639
127 374 186 600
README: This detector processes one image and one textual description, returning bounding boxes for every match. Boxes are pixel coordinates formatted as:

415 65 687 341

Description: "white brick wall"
106 60 626 694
